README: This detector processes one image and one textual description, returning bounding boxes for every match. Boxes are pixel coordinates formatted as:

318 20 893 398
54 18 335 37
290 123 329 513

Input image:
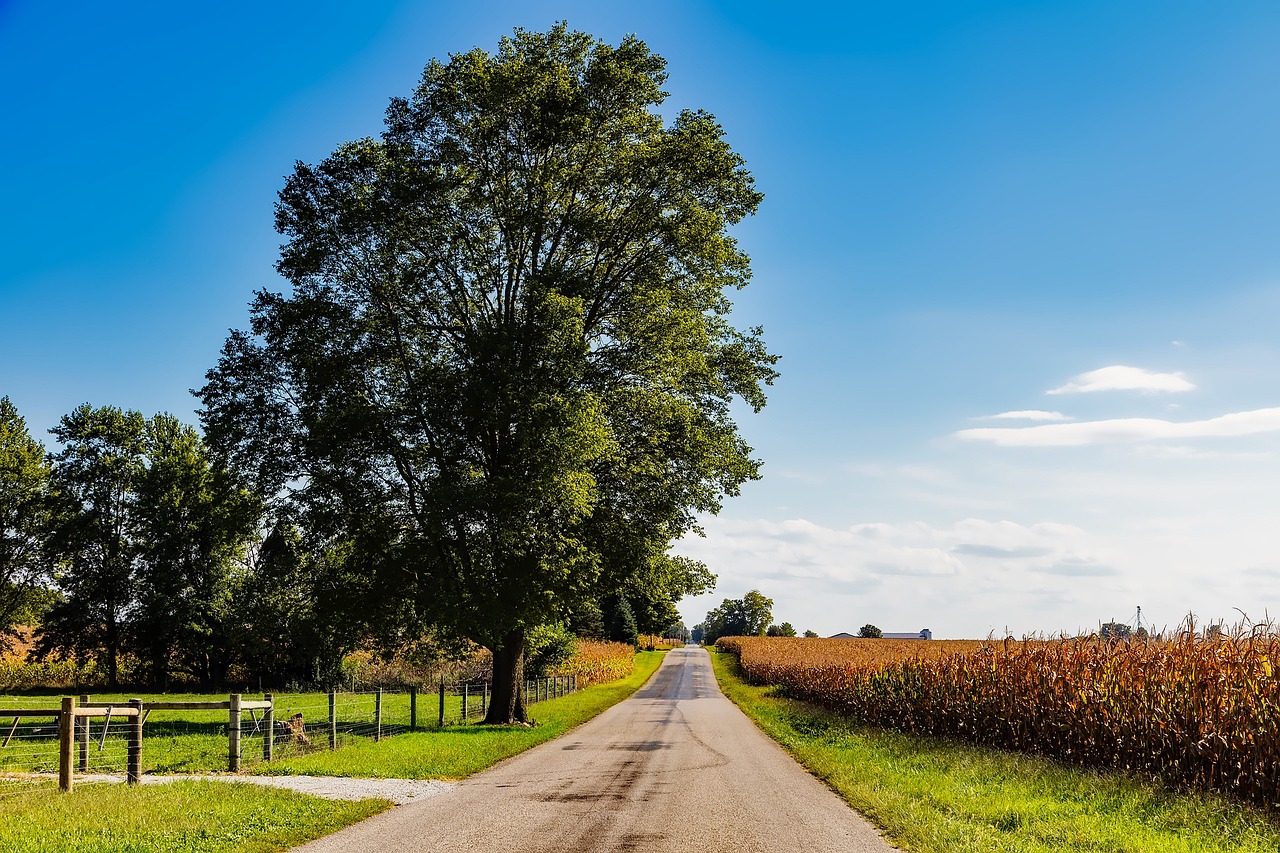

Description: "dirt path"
291 646 897 852
76 773 454 805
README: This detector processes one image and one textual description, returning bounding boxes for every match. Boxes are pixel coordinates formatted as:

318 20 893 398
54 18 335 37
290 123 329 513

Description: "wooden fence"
9 676 582 792
0 697 142 792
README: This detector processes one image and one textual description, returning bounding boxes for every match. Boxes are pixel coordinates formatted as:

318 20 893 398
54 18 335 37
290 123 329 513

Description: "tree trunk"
482 628 528 725
105 613 119 689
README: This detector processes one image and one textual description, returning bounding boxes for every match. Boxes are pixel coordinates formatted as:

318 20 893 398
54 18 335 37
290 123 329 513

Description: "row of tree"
0 396 715 689
0 399 262 687
693 590 819 644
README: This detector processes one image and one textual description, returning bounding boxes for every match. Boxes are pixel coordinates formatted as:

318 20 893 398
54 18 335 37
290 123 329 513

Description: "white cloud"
1047 365 1195 395
986 410 1072 421
954 407 1280 447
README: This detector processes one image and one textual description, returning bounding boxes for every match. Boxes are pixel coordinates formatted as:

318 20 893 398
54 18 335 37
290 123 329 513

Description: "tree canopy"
0 396 54 647
199 25 775 722
35 405 261 688
701 590 773 644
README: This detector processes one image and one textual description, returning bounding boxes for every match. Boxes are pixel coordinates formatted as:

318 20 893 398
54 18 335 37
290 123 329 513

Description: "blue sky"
4 1 1280 637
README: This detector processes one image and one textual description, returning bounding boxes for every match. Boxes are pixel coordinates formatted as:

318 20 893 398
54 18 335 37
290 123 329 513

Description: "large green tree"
129 415 262 689
36 405 262 689
199 25 776 723
37 405 147 686
0 397 55 646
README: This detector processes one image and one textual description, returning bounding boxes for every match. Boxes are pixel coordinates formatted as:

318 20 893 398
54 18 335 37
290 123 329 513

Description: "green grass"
0 655 664 851
709 648 1280 853
0 778 388 852
263 650 666 779
0 682 594 774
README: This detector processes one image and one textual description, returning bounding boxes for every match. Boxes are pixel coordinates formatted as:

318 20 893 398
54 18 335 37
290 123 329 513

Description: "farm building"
884 629 933 640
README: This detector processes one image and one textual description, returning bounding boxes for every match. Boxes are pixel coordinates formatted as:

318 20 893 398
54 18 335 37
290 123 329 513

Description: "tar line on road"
291 646 898 853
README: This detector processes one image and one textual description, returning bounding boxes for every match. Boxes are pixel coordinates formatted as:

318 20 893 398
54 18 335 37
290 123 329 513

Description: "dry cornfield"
551 640 636 687
718 631 1280 807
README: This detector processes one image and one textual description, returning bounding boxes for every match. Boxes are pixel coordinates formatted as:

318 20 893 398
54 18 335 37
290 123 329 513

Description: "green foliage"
701 589 773 643
767 622 797 637
236 523 349 689
1099 620 1131 639
199 25 772 722
567 599 606 639
803 629 819 638
524 622 577 679
34 405 262 689
858 624 883 639
604 595 639 646
0 397 54 646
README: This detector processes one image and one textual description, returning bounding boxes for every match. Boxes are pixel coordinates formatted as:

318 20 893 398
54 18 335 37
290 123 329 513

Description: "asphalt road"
292 646 898 852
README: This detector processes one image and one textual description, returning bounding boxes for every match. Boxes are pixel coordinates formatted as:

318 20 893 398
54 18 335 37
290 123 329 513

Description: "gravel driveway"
79 773 455 805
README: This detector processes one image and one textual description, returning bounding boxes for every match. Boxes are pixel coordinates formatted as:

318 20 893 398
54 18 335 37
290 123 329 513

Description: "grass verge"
262 650 666 779
709 648 1280 853
0 778 388 853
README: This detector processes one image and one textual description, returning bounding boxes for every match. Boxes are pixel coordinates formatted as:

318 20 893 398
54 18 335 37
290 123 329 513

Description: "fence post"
228 693 241 772
374 689 383 742
127 699 142 784
263 694 274 762
77 694 90 772
328 691 337 751
462 683 468 722
438 677 445 727
481 682 488 719
58 696 75 793
410 687 417 732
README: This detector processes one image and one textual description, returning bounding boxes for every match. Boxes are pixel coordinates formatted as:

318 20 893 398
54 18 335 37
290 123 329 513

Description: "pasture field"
0 650 663 851
0 640 638 776
717 633 1280 807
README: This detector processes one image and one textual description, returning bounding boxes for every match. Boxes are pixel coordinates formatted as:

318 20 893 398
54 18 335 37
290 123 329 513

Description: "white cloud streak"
1047 365 1195 395
955 407 1280 447
987 410 1072 421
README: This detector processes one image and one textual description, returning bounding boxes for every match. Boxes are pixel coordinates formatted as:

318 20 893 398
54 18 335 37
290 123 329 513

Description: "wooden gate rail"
4 697 147 793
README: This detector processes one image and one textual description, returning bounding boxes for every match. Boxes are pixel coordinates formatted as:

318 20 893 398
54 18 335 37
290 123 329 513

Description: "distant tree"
701 589 773 643
858 624 883 639
662 621 688 641
802 629 819 638
1099 620 1131 640
690 623 705 644
1205 622 1225 641
0 397 55 647
622 555 714 638
766 622 796 637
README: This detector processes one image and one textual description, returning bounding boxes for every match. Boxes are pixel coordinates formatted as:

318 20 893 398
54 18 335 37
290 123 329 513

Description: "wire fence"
0 674 580 788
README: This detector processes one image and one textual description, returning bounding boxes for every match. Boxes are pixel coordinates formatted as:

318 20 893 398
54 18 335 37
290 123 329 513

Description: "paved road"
293 647 897 852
